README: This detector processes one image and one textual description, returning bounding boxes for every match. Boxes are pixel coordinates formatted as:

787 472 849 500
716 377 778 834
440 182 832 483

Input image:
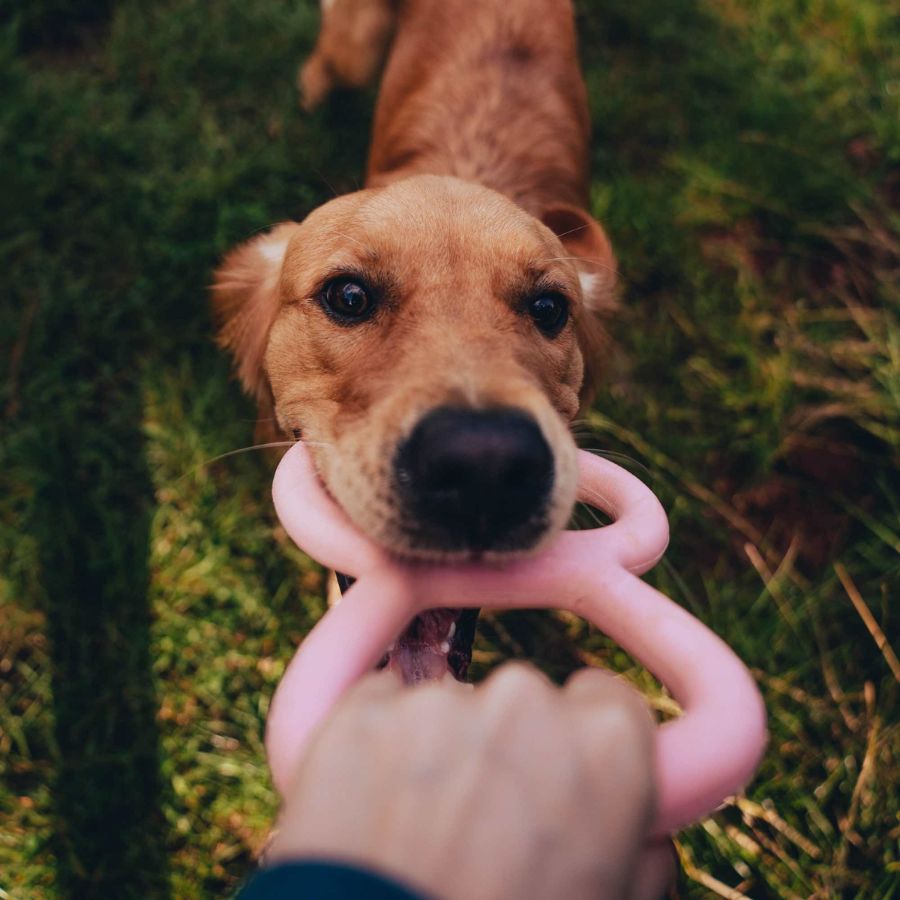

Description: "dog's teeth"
447 622 456 640
440 641 450 654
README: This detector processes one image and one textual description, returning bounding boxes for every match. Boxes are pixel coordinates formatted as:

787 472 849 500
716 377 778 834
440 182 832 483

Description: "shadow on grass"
29 357 170 898
8 6 171 893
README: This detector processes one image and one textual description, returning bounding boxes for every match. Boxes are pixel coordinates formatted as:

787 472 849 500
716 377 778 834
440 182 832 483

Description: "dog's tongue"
385 608 479 684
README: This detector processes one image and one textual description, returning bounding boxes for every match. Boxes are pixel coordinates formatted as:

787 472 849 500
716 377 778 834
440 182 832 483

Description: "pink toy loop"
268 442 767 836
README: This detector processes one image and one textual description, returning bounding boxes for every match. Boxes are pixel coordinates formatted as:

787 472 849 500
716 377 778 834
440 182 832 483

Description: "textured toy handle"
268 442 767 837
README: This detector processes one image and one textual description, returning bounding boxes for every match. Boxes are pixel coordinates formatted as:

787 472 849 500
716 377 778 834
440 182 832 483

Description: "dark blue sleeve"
237 860 430 900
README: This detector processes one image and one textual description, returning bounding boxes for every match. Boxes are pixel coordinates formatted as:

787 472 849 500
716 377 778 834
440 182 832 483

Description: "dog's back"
303 0 591 217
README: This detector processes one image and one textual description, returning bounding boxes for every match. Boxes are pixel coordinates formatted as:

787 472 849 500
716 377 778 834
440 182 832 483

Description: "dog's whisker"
572 500 612 531
195 438 335 470
330 230 374 254
576 485 616 507
311 166 342 200
161 441 294 491
168 439 338 489
568 419 608 438
553 223 589 239
539 255 620 277
578 446 651 478
198 441 297 467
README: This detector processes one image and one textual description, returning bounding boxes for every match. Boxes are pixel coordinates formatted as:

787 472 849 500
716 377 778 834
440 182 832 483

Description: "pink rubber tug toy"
267 442 767 839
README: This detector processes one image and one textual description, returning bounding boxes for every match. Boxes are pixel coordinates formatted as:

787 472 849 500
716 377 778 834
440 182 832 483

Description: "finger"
564 668 656 783
299 669 405 751
479 660 556 701
558 679 657 896
332 664 472 728
564 669 657 834
563 665 645 707
341 667 407 704
632 839 679 900
564 668 655 782
471 662 578 786
475 662 562 747
564 669 656 808
343 663 472 716
289 670 404 783
392 676 473 746
407 671 478 703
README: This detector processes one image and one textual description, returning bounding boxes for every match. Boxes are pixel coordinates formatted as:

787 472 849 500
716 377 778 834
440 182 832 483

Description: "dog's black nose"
395 407 554 552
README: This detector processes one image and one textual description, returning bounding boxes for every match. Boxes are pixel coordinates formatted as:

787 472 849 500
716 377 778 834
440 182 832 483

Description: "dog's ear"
211 222 299 404
540 204 618 314
541 204 617 409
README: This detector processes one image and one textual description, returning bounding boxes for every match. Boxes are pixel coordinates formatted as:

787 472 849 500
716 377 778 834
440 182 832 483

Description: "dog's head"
214 175 615 559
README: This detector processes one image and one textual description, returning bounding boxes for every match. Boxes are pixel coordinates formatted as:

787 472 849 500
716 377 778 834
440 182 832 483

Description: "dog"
213 0 617 681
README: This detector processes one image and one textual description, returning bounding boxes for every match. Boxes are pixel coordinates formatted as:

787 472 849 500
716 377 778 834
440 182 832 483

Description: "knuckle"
479 662 558 731
566 667 643 708
485 661 554 699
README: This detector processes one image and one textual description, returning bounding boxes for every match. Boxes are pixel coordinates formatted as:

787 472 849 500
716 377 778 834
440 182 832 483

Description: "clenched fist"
268 663 668 900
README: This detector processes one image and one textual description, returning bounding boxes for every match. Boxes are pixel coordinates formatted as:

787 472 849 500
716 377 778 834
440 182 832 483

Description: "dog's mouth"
381 607 481 684
336 573 480 684
325 405 565 682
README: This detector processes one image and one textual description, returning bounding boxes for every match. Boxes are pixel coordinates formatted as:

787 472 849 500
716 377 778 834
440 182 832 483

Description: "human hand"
267 662 660 900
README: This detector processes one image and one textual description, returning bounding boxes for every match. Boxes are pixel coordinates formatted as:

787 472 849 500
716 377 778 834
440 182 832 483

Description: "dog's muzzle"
394 406 554 554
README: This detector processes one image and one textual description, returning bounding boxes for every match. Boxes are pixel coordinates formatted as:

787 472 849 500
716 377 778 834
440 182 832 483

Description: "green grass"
1 0 897 896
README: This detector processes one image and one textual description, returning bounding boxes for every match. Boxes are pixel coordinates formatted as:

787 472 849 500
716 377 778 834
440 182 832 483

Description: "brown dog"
213 0 617 678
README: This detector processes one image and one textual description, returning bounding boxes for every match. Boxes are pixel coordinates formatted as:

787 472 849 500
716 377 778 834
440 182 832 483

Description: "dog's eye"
321 278 374 322
528 293 569 335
